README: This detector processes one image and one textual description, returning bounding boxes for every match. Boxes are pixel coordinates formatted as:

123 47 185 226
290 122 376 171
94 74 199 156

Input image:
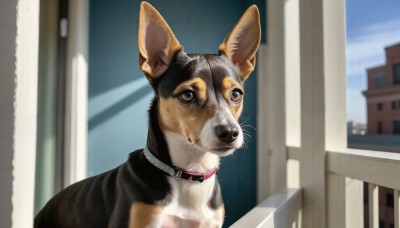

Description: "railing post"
344 177 364 227
258 0 287 201
283 0 301 148
395 190 400 228
299 0 349 227
325 1 364 227
299 0 327 225
284 0 301 189
368 184 379 228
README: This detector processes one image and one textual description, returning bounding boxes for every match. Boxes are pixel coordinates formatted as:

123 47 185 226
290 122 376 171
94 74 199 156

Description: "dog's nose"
215 125 239 144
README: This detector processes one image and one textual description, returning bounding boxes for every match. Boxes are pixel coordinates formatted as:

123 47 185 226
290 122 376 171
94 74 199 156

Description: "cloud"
346 19 400 123
346 19 400 78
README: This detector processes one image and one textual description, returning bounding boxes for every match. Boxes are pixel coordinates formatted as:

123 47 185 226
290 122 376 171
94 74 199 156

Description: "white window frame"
0 0 40 227
63 0 89 186
0 0 89 226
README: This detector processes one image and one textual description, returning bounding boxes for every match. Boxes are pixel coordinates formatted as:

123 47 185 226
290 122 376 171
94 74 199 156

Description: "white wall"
0 1 18 226
0 0 40 227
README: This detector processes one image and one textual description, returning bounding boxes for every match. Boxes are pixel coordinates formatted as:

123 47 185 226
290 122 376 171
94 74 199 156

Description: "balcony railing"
234 147 400 228
231 188 302 228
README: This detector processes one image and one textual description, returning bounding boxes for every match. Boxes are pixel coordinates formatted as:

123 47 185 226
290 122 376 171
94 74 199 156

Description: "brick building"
363 43 400 135
362 43 400 228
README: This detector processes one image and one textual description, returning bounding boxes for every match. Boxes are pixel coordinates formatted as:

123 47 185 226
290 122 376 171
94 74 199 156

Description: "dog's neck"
146 97 219 174
163 131 220 173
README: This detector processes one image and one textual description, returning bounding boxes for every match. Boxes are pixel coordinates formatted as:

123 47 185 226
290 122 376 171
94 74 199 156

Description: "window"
392 101 400 110
377 103 383 111
380 220 385 228
394 121 400 134
377 122 383 134
394 63 400 85
375 73 386 88
386 193 394 207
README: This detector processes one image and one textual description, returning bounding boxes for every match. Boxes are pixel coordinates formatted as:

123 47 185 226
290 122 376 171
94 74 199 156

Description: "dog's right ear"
138 2 183 80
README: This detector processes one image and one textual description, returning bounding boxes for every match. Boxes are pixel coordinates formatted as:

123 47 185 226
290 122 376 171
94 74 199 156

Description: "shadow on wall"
88 85 152 131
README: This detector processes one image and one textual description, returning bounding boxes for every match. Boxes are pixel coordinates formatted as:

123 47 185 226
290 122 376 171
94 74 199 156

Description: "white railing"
327 149 400 190
237 146 400 228
288 146 400 228
231 188 302 228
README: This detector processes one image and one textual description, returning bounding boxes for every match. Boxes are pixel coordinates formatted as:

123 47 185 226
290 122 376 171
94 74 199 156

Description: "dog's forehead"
157 52 241 97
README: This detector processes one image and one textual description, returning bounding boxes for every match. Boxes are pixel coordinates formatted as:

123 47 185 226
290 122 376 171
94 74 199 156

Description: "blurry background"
346 1 400 227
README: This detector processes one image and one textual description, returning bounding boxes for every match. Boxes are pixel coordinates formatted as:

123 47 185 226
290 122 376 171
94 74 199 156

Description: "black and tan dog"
35 2 260 227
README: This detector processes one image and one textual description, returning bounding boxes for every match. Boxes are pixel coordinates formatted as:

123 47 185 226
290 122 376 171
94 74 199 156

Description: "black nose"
215 125 239 144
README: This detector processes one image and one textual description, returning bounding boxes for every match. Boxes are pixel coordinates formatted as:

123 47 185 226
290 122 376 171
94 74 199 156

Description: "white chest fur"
151 131 224 228
159 177 223 228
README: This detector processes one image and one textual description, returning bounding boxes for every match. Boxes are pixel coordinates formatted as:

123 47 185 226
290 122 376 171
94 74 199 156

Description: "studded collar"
143 147 217 183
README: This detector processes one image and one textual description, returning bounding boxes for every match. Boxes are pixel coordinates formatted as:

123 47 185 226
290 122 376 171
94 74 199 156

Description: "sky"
346 0 400 124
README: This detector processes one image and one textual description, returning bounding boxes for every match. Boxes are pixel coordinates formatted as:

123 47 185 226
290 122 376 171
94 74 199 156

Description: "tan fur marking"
172 78 208 101
159 78 214 143
222 205 225 223
221 77 244 120
129 203 163 228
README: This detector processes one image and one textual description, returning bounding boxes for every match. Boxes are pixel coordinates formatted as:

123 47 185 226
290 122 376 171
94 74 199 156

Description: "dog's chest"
157 177 223 228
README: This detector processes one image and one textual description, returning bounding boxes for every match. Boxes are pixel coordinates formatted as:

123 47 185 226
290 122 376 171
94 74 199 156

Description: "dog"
34 2 260 227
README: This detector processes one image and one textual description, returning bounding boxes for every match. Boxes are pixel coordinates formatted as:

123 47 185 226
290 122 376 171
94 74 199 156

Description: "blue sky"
346 0 400 124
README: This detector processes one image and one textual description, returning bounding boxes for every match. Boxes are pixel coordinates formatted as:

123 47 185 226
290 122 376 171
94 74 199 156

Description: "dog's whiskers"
240 124 257 132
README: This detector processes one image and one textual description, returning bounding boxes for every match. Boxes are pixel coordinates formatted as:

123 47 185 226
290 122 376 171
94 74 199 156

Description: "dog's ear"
219 5 261 81
138 2 183 79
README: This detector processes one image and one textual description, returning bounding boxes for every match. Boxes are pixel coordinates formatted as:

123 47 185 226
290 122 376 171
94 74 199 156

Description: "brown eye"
178 90 196 103
231 89 243 104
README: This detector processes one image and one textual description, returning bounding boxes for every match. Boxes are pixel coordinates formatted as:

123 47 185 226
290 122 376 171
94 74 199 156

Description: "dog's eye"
231 89 243 104
178 90 196 103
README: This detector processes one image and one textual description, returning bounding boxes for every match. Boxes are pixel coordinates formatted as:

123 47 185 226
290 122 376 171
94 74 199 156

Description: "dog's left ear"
219 5 261 81
138 2 183 80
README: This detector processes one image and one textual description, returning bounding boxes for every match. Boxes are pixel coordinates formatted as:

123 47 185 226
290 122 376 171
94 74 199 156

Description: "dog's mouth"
207 146 237 157
188 137 236 152
190 137 237 155
212 146 235 152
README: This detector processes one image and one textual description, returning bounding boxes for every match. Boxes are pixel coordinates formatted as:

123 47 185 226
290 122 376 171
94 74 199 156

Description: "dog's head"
138 2 261 156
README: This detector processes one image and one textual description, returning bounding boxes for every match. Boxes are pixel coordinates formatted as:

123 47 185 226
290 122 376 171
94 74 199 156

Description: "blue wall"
89 0 265 226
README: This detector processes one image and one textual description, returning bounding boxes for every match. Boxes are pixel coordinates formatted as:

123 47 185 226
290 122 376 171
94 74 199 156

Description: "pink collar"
175 168 217 183
143 147 217 183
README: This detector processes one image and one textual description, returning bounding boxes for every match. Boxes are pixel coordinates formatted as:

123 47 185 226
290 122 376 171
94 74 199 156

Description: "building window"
394 63 400 85
394 121 400 134
377 122 383 134
379 220 385 228
375 73 386 88
386 193 394 207
392 101 400 110
377 103 383 111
